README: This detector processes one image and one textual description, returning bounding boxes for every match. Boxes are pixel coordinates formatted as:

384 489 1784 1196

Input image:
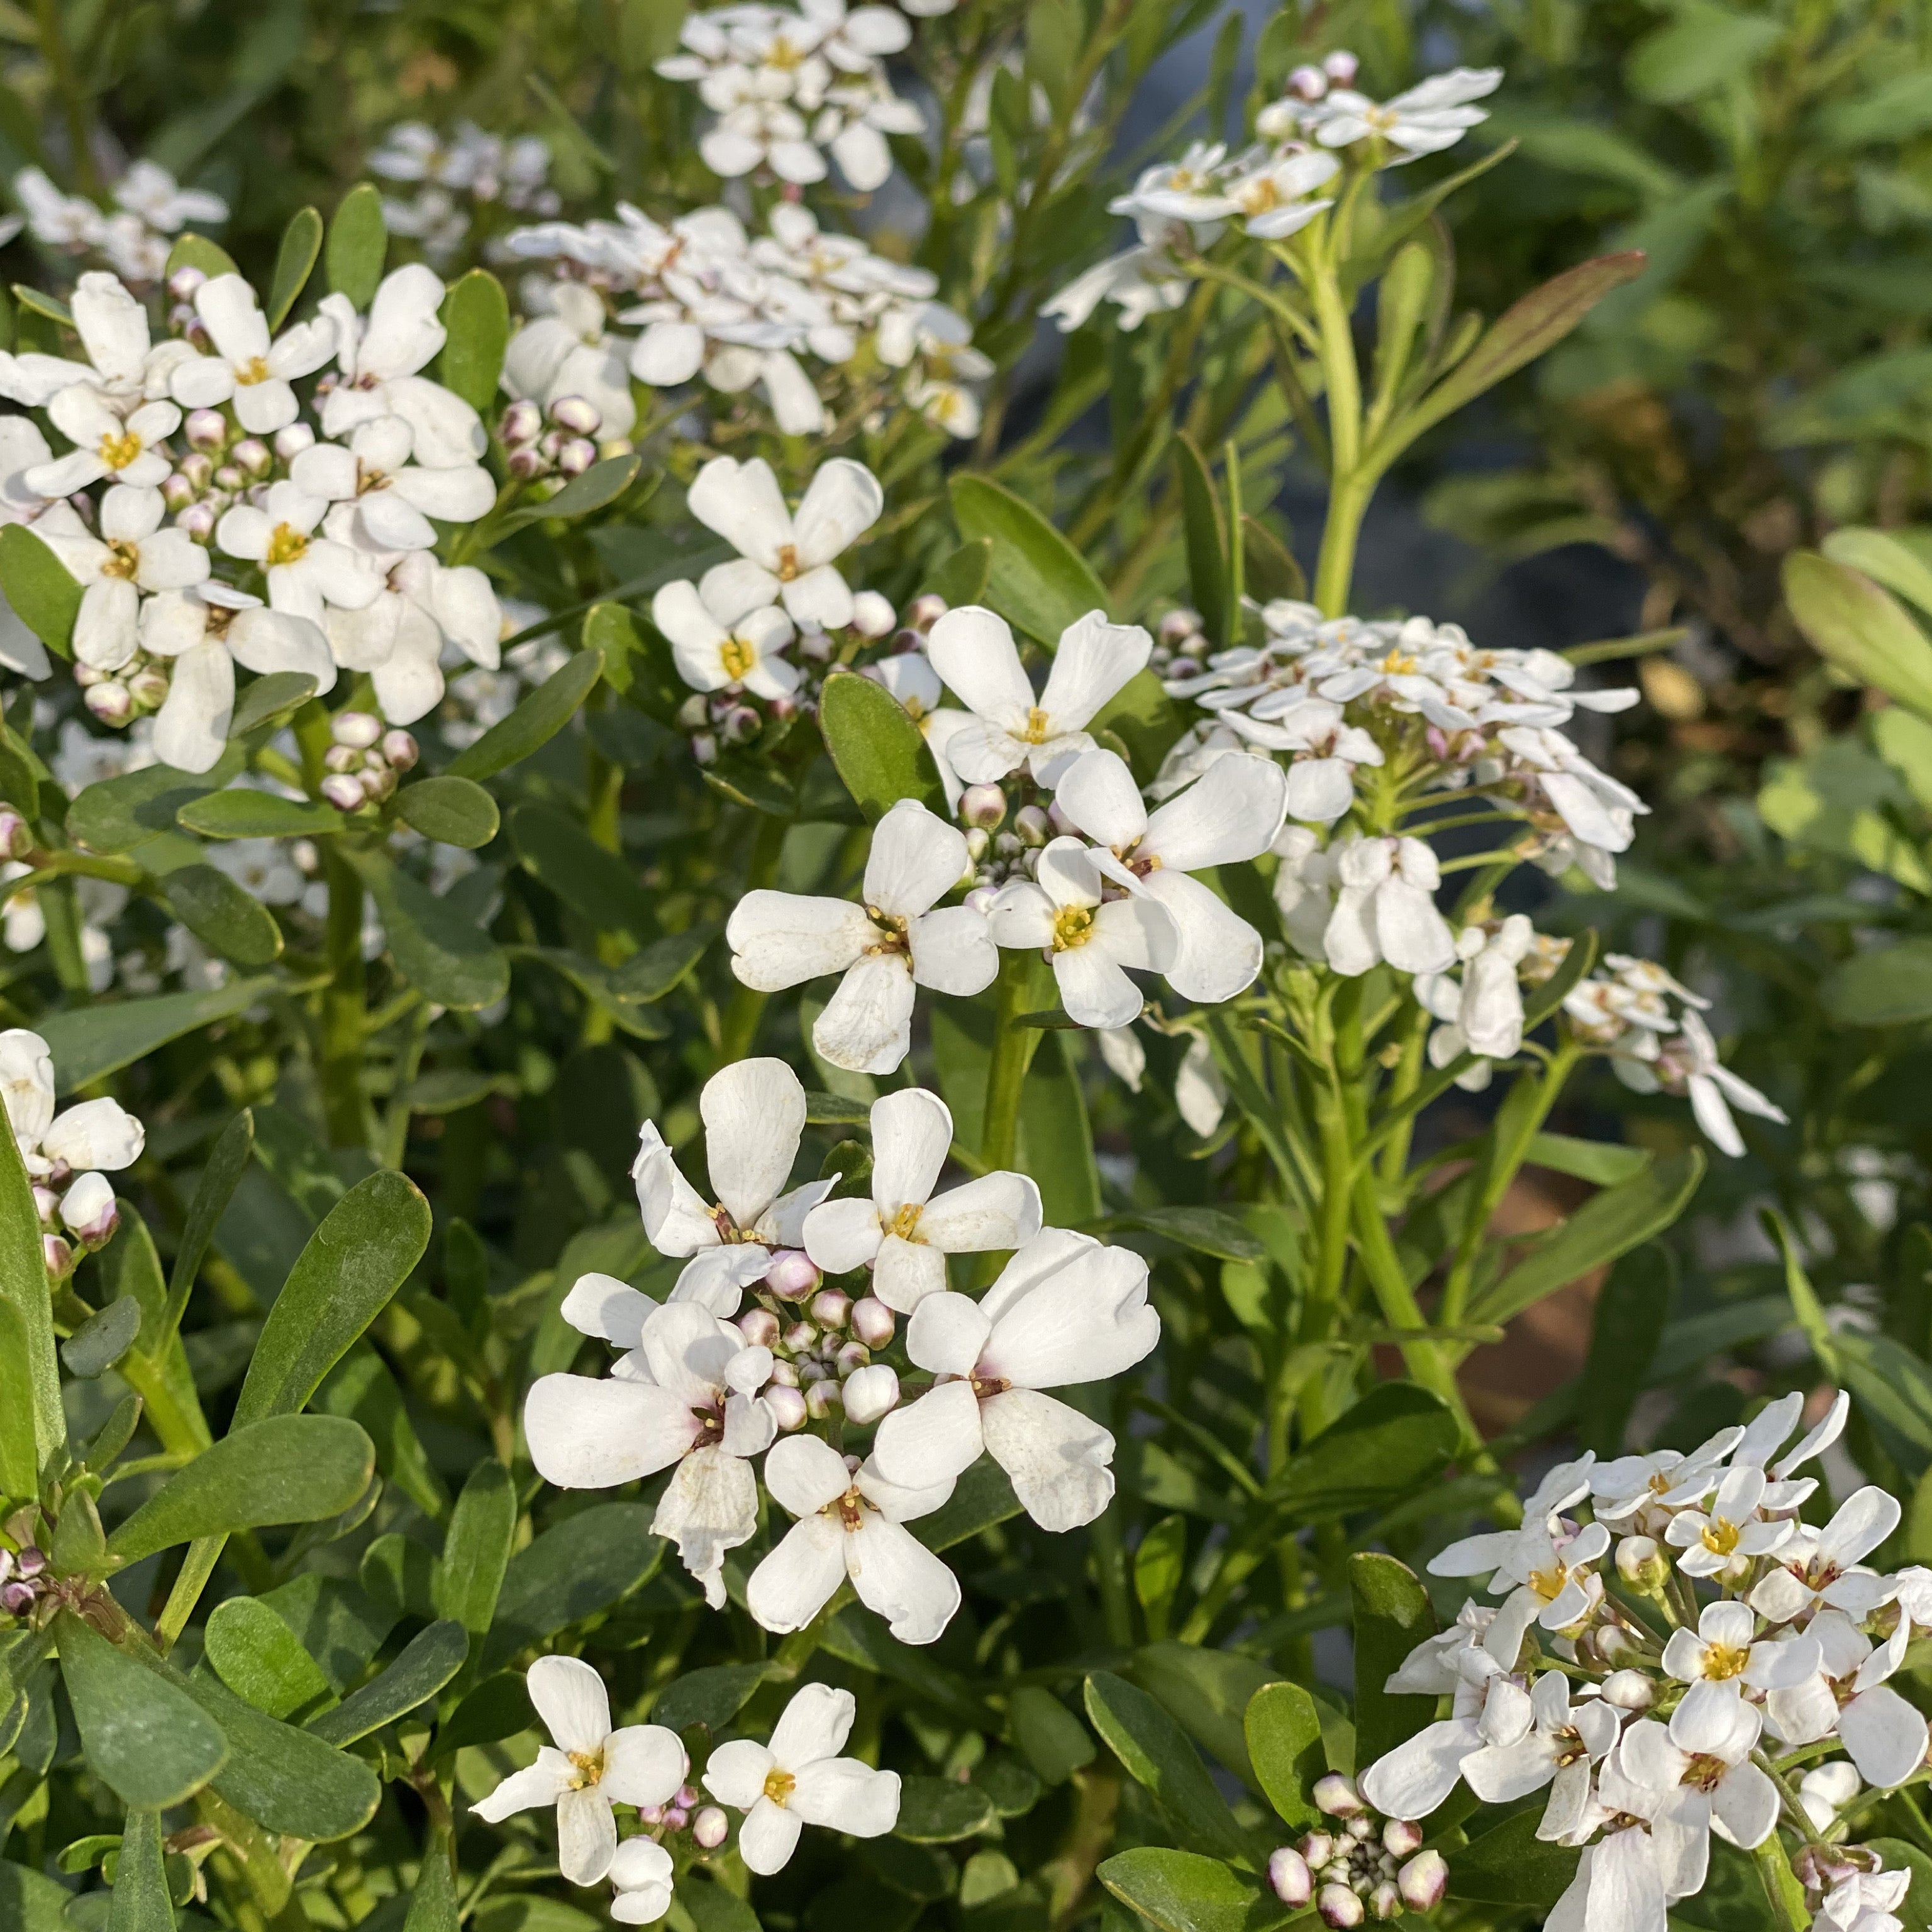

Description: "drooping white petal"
813 953 918 1075
844 1511 960 1644
1136 869 1262 1004
980 1387 1115 1530
652 1445 761 1609
701 1057 806 1230
728 891 873 991
747 1513 849 1634
870 1379 984 1492
556 1786 618 1886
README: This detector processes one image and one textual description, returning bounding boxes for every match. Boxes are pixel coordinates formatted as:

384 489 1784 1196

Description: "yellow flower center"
769 35 805 70
1021 704 1052 745
862 909 910 958
236 356 272 386
1050 905 1095 952
99 540 142 581
888 1202 924 1241
775 543 800 582
1701 1641 1750 1681
1701 1517 1741 1557
97 428 143 471
763 1767 797 1804
1527 1562 1569 1601
566 1748 606 1790
263 523 309 568
1376 647 1418 676
719 635 758 682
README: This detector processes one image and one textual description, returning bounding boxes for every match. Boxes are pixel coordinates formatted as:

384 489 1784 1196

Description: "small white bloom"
1322 835 1455 977
1659 1600 1819 1731
1749 1485 1904 1623
1458 1669 1619 1835
1307 69 1501 159
652 578 797 701
46 484 209 672
687 455 882 631
1663 1464 1792 1579
27 387 179 496
319 264 485 466
608 1837 675 1924
169 275 335 433
292 414 496 555
216 480 383 624
502 280 638 438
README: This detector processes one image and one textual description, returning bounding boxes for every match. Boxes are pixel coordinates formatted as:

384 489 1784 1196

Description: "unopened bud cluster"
320 711 419 811
75 649 174 728
498 394 630 484
635 1782 713 1840
1148 606 1212 679
1269 1777 1445 1925
0 1544 47 1618
736 1264 899 1430
36 1168 121 1277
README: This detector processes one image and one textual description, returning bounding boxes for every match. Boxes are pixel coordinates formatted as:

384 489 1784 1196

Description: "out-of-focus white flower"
502 280 638 438
1321 835 1455 977
1303 69 1501 158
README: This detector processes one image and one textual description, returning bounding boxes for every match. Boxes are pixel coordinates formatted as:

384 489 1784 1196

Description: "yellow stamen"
98 540 141 581
263 523 309 568
1701 1641 1750 1681
1700 1518 1740 1557
1526 1563 1568 1601
1050 905 1095 952
775 543 800 582
763 1767 797 1804
236 356 272 386
888 1202 923 1241
97 428 143 472
566 1748 606 1790
1021 704 1052 744
719 635 758 682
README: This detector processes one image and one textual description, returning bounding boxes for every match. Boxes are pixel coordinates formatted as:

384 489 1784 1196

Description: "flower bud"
1396 1850 1446 1913
232 438 272 477
84 681 134 728
15 1547 45 1580
557 436 597 477
325 744 360 774
1319 1884 1364 1928
1300 1832 1333 1867
738 1308 780 1350
1382 1819 1423 1859
31 1184 59 1225
1289 64 1329 101
41 1233 74 1279
905 592 947 631
811 1289 850 1330
1313 1774 1363 1818
1269 1848 1313 1907
638 1804 662 1826
331 709 384 750
1013 804 1050 847
1345 1814 1374 1841
765 1250 821 1300
360 765 396 804
0 809 30 863
185 406 228 451
765 1382 808 1430
690 731 718 766
213 463 245 492
161 471 196 511
720 704 761 747
1046 799 1075 837
1324 48 1359 82
168 265 209 304
60 1171 118 1246
380 729 419 771
275 423 316 460
549 394 603 436
500 398 543 447
841 1363 900 1425
1370 1883 1401 1921
804 1377 843 1420
0 1580 32 1615
693 1805 730 1848
1616 1534 1668 1593
850 1296 894 1347
965 826 989 863
128 665 170 712
320 773 367 812
1158 608 1203 646
179 499 217 542
850 591 896 638
662 1807 689 1831
961 782 1006 830
507 442 547 480
1601 1668 1655 1711
834 1340 870 1377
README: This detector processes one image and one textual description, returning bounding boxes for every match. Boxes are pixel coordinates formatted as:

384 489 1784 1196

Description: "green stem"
980 949 1040 1171
319 845 367 1150
1313 470 1373 618
1751 1836 1809 1932
157 1535 226 1648
33 0 97 199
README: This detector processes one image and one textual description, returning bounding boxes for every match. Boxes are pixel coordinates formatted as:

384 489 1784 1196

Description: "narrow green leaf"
1174 435 1231 648
1244 1680 1324 1829
1786 552 1932 719
177 790 345 838
447 648 602 781
0 1111 58 1477
265 207 324 330
1268 1382 1458 1519
1084 1670 1256 1867
341 845 509 1010
483 1501 662 1668
163 233 239 281
820 669 947 821
1448 1808 1579 1907
404 1833 460 1932
0 1299 40 1498
1241 516 1306 604
496 455 643 535
0 524 81 656
325 184 387 307
36 978 282 1091
1577 1245 1676 1453
13 283 72 326
161 863 284 967
438 269 510 413
1097 1848 1289 1932
925 538 992 606
1822 938 1932 1024
1349 1553 1436 1765
396 775 501 849
1008 1684 1094 1785
510 799 653 940
57 1613 228 1809
1094 1206 1264 1262
168 1108 253 1323
109 1808 175 1932
609 926 713 1002
949 472 1110 643
651 1663 770 1735
230 671 319 736
205 1597 335 1719
307 1619 467 1745
434 1459 517 1650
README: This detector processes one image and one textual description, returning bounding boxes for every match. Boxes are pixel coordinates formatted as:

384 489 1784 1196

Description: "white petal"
870 1235 949 1312
737 1796 804 1875
528 1653 611 1755
702 1738 774 1810
907 905 997 996
1052 943 1143 1030
869 1085 952 1216
151 639 233 773
916 1170 1041 1255
728 891 872 990
792 458 883 569
1038 611 1152 733
556 1787 617 1886
688 456 790 570
747 1513 848 1635
763 1431 854 1518
702 1057 805 1230
1138 869 1261 1004
770 1680 856 1770
863 799 968 919
980 1387 1114 1530
523 1374 698 1487
870 1379 984 1492
601 1724 688 1807
1358 1719 1481 1819
1055 749 1148 850
1840 1685 1929 1789
790 1758 899 1836
1144 752 1287 869
925 604 1032 729
652 1445 760 1608
813 954 916 1075
560 1272 655 1347
803 1196 884 1275
845 1513 960 1644
470 1754 570 1821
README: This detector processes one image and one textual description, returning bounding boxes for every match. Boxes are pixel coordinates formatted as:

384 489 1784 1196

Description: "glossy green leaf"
396 775 501 849
1098 1848 1289 1932
37 978 282 1091
1084 1671 1255 1867
109 1414 375 1562
1821 938 1932 1025
164 232 239 280
0 1111 58 1478
325 184 387 306
57 1613 228 1809
1008 1684 1095 1785
949 472 1110 643
315 1340 450 1519
1131 1643 1274 1789
438 268 510 413
205 1596 334 1719
925 537 992 606
1268 1382 1458 1519
266 206 323 329
702 752 797 818
177 789 346 838
0 1299 38 1498
0 1864 70 1931
233 1169 432 1425
169 1108 253 1321
1349 1553 1436 1765
341 845 509 1009
161 863 284 968
447 647 602 780
109 1808 175 1932
652 1662 769 1735
434 1458 517 1648
427 1669 535 1762
1787 552 1932 719
65 746 245 853
894 1774 997 1842
308 1619 467 1745
60 1294 143 1378
609 926 713 1002
1096 1206 1264 1262
0 524 80 656
1448 1807 1579 1907
1175 435 1230 648
1244 1680 1324 1829
497 455 643 535
484 1501 663 1667
911 1456 1023 1552
231 670 319 736
404 1833 460 1932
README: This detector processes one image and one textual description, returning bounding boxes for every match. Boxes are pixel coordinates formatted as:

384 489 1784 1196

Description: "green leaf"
308 1619 467 1745
510 800 653 941
1097 1849 1289 1932
894 1774 998 1842
325 183 387 308
1627 0 1782 105
204 1597 334 1719
0 1865 70 1932
1821 939 1932 1026
1820 74 1932 148
433 1459 516 1648
609 926 713 1002
37 978 282 1090
177 790 346 838
314 1340 450 1519
1008 1684 1095 1785
1095 1206 1264 1262
109 1809 175 1932
438 269 509 414
161 863 284 968
233 1169 433 1425
1241 516 1306 605
0 1117 58 1479
1349 1553 1436 1765
170 1108 253 1319
1019 1026 1100 1225
1084 1671 1255 1867
1578 1245 1676 1453
404 1835 460 1932
1131 1643 1275 1788
949 472 1110 643
911 1455 1023 1552
484 1501 663 1668
1524 1133 1650 1187
266 207 323 330
164 233 239 280
65 747 244 854
230 670 319 736
427 1669 534 1762
0 524 80 657
109 1414 375 1563
1269 1382 1458 1519
1785 552 1932 720
1244 1680 1324 1829
341 845 509 1009
1175 435 1231 648
926 538 992 606
0 1299 38 1498
1090 665 1187 777
818 670 948 821
497 455 643 535
1448 1807 1579 1907
61 1294 143 1378
1472 1150 1706 1327
651 1662 770 1735
57 1613 228 1809
1823 528 1932 628
447 648 602 781
396 775 501 849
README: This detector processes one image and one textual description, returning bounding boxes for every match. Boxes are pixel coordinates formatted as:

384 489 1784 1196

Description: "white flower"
1040 245 1191 334
1412 916 1536 1076
701 1682 899 1875
1750 1485 1904 1622
1620 1698 1779 1860
216 480 383 624
292 414 496 555
1659 1600 1819 1731
502 281 638 438
1271 825 1342 958
1542 1742 1707 1932
1496 724 1645 856
1226 694 1381 823
321 550 500 725
1175 1031 1229 1136
1458 1670 1619 1832
470 1656 687 1885
525 1297 777 1606
651 577 797 700
726 798 996 1075
206 838 306 905
1221 148 1340 237
45 484 209 672
813 75 924 191
924 606 1152 787
1662 1463 1792 1579
747 1435 960 1643
686 456 882 631
1797 1760 1862 1833
1307 69 1501 158
1054 746 1286 1003
801 1088 1041 1311
1667 1009 1789 1160
319 264 485 467
608 1838 675 1924
869 1228 1158 1528
987 838 1176 1029
1322 835 1455 977
27 387 179 496
113 160 227 233
1359 1643 1516 1818
626 1057 833 1313
169 275 336 433
0 270 175 408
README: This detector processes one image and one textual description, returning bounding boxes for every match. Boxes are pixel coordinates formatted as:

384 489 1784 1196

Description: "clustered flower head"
1267 1773 1448 1926
8 161 230 287
368 121 560 265
521 1057 1158 1642
0 260 508 769
1359 1394 1931 1932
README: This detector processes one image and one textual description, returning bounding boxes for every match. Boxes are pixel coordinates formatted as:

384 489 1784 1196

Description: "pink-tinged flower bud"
850 591 896 638
719 704 760 747
1314 1774 1363 1818
213 463 245 492
167 264 208 301
232 438 272 477
738 1308 780 1350
850 1296 894 1347
1046 800 1075 837
179 500 217 543
1345 1814 1374 1841
178 449 214 491
507 443 548 480
84 681 134 728
1382 1819 1423 1859
1323 48 1358 82
768 694 799 726
359 767 396 805
811 1289 850 1330
31 1184 59 1226
765 1250 820 1301
638 1804 663 1826
1319 1884 1364 1928
906 593 947 631
961 783 1006 830
1396 1851 1446 1913
804 1378 843 1420
690 732 719 766
782 1321 818 1354
275 423 316 460
549 394 603 436
500 398 543 447
1289 64 1328 100
41 1233 74 1279
1370 1884 1402 1921
128 666 170 713
662 1807 689 1831
0 1580 33 1614
1300 1833 1333 1867
1158 608 1202 646
1269 1848 1313 1906
965 827 989 863
380 730 419 771
692 1806 729 1850
60 1171 118 1246
0 809 30 862
1013 804 1050 847
557 436 597 477
834 1340 870 1377
325 744 360 774
14 1547 44 1579
841 1363 899 1424
184 409 227 453
320 773 367 812
332 709 384 750
161 472 196 511
1602 1668 1655 1711
765 1382 808 1430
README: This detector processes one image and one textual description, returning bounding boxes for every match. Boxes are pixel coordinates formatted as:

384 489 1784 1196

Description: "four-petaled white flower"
924 606 1152 787
0 270 180 408
1321 835 1456 977
1458 1670 1619 1833
169 274 336 433
702 1682 899 1874
216 480 381 625
608 1838 675 1924
1765 1609 1928 1789
470 1655 687 1885
727 798 996 1074
27 386 179 497
801 1087 1041 1311
1750 1485 1901 1622
319 264 485 466
747 1435 960 1643
291 413 497 555
1660 1600 1819 1730
1663 1463 1792 1579
47 484 209 672
870 1228 1159 1529
1307 69 1501 157
652 575 799 701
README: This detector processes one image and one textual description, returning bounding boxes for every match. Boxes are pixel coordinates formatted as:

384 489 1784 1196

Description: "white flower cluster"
6 163 229 287
655 1 924 194
472 1659 898 1919
367 122 560 266
0 264 507 769
0 1026 144 1272
522 1058 1159 1645
502 200 989 441
1360 1396 1930 1932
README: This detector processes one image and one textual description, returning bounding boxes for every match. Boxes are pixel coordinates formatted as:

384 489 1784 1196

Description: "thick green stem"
980 950 1040 1171
1752 1836 1809 1932
1313 470 1374 618
319 845 367 1150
